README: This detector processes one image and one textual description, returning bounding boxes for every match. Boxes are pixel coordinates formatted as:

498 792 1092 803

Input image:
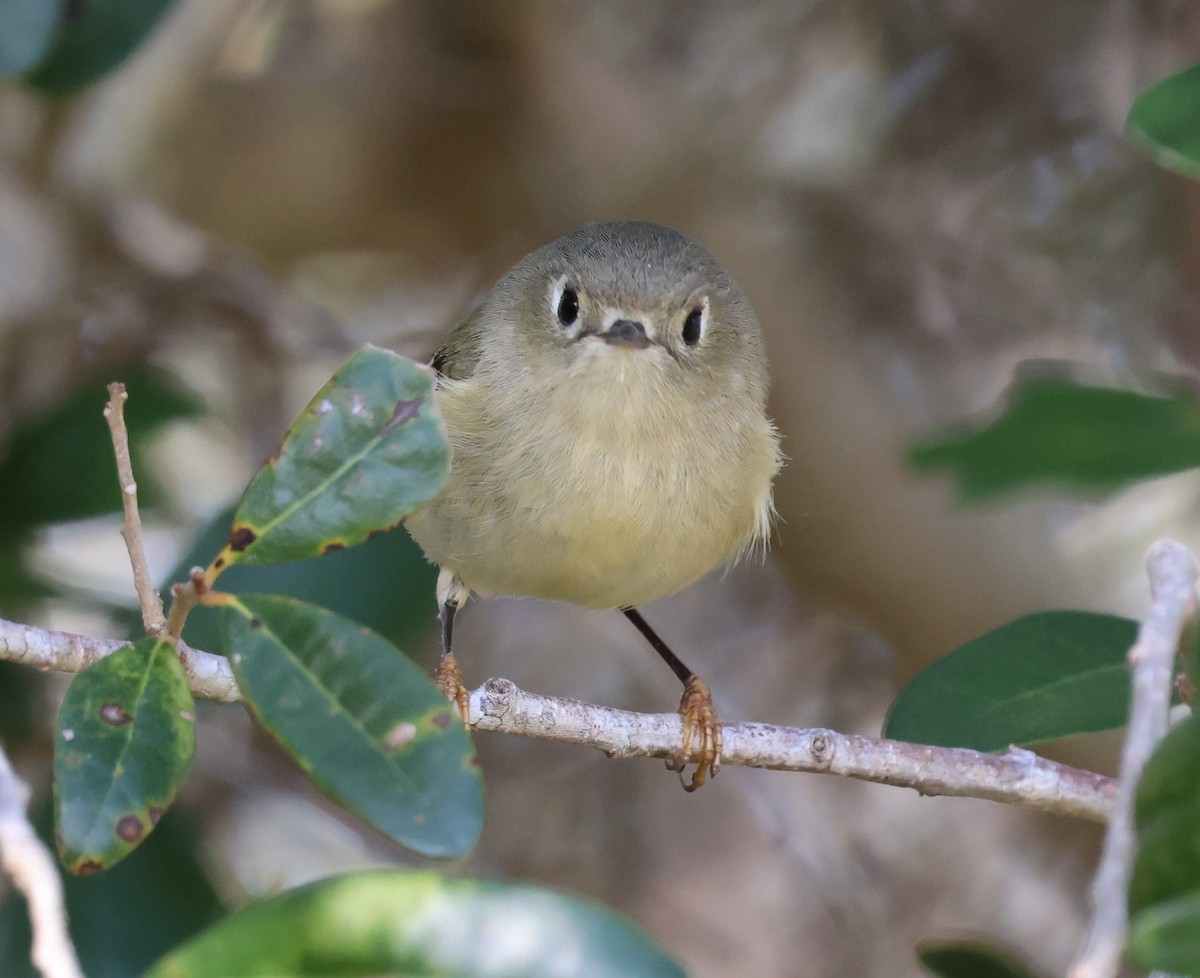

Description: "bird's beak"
599 319 653 349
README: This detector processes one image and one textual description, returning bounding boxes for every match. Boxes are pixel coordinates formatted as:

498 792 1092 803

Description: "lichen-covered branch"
0 615 1114 821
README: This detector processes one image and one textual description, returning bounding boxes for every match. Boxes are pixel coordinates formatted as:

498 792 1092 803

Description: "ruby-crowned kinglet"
406 220 781 789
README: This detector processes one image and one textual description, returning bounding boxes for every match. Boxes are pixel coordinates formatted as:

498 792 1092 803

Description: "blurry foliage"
142 871 685 978
909 377 1200 503
0 364 201 612
1127 63 1200 182
885 612 1138 751
917 941 1042 978
0 0 60 77
0 800 222 978
0 0 177 96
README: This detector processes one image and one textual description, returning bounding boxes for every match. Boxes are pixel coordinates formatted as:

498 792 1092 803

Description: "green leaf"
0 0 61 77
216 345 447 570
143 870 686 978
54 638 196 874
918 940 1041 978
0 364 202 539
221 595 481 858
23 0 177 97
1135 712 1200 831
1127 63 1200 181
884 611 1137 751
908 377 1200 502
1129 805 1200 916
1130 892 1200 975
1129 714 1200 924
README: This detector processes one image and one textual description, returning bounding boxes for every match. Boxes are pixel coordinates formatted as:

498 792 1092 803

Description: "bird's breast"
406 351 777 608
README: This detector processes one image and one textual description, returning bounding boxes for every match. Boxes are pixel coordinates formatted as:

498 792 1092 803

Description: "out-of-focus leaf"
0 542 53 613
908 378 1200 501
1135 712 1200 830
1129 713 1200 947
884 611 1137 751
1130 806 1200 916
0 365 202 539
918 940 1042 978
212 345 447 571
54 638 196 874
129 502 436 661
1129 892 1200 975
222 595 481 858
0 801 223 978
143 870 686 978
0 663 38 745
23 0 177 97
1127 63 1200 181
0 0 60 76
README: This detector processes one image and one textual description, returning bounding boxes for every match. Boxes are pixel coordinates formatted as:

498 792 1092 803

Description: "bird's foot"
667 675 722 791
434 653 471 725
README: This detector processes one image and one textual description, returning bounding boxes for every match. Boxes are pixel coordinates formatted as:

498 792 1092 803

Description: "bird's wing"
431 308 485 381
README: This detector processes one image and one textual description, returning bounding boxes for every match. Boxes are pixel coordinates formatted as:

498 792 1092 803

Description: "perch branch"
0 615 1114 822
1069 539 1199 978
0 743 84 978
104 382 167 637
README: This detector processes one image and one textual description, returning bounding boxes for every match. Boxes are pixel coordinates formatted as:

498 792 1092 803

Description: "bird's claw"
434 652 471 725
667 675 722 791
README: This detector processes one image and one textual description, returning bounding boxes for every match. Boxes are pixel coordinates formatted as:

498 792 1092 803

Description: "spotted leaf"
54 638 195 874
222 594 482 858
212 345 447 573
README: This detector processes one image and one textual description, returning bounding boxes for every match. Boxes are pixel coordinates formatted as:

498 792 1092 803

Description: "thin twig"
1069 539 1199 978
0 615 1115 822
164 568 208 643
0 744 84 978
104 382 167 637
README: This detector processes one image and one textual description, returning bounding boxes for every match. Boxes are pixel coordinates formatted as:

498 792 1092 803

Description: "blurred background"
2 1 1199 975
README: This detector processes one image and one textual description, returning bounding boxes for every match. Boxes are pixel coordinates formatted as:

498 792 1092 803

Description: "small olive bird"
406 220 781 789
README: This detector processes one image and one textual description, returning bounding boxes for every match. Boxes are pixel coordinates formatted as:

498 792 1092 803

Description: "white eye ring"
682 296 709 346
548 276 580 329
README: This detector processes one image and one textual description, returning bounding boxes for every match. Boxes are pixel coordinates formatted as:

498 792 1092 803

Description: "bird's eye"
682 307 704 346
557 287 579 327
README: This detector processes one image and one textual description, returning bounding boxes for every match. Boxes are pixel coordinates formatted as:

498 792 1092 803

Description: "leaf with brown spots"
208 345 447 576
54 638 196 874
222 594 481 858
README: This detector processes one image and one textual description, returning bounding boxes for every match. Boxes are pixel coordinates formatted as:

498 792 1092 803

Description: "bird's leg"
433 569 471 724
622 607 722 791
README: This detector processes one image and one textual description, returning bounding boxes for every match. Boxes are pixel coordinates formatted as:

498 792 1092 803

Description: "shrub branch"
0 614 1115 821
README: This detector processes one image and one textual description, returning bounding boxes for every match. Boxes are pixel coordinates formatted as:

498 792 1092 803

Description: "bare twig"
0 615 1115 821
1069 539 1199 978
0 744 84 978
104 382 167 637
164 568 208 643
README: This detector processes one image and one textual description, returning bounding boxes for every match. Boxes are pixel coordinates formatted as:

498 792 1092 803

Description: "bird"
406 220 781 789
